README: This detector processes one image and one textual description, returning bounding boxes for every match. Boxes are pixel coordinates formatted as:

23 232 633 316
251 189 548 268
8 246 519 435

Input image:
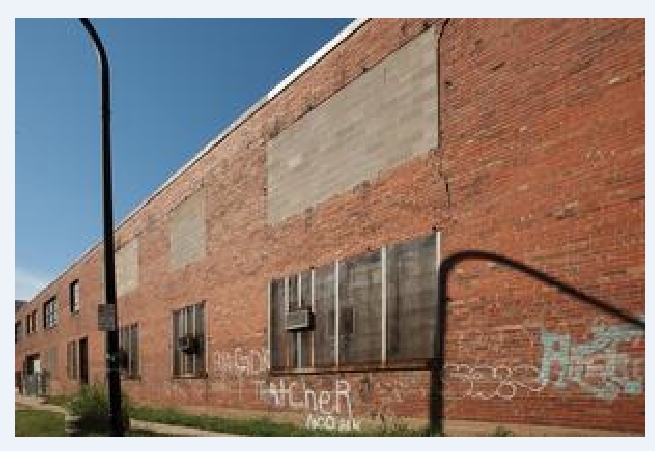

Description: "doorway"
79 337 89 385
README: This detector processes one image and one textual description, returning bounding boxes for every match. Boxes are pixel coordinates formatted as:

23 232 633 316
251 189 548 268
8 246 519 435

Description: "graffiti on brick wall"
444 362 545 401
445 321 644 402
213 347 269 379
355 374 407 426
540 322 644 401
212 347 269 400
254 378 361 432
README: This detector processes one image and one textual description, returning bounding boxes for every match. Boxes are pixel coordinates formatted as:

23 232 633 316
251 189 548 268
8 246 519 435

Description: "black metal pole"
78 18 124 437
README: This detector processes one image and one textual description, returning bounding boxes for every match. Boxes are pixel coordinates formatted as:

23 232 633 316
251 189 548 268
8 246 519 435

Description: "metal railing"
22 372 49 397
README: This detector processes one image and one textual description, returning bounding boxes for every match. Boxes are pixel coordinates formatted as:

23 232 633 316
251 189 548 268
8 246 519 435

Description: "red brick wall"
15 18 644 435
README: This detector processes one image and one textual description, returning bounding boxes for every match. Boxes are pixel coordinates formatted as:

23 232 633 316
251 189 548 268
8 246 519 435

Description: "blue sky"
15 18 353 300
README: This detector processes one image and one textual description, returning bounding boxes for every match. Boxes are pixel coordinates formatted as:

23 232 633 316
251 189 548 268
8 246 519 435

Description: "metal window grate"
313 263 335 367
269 232 439 371
386 234 437 362
338 250 382 365
270 278 287 368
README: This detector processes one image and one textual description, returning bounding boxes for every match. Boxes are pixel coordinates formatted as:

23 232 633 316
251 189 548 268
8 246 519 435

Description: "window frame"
119 323 139 379
26 309 38 335
15 320 22 344
66 340 78 380
70 279 80 315
172 301 207 378
43 297 57 329
269 232 441 374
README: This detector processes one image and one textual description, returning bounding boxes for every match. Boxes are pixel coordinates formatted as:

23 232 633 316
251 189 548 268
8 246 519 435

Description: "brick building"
15 18 644 435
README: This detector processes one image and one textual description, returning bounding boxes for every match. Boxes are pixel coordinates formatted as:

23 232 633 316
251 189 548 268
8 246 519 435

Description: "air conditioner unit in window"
286 307 314 331
177 334 199 354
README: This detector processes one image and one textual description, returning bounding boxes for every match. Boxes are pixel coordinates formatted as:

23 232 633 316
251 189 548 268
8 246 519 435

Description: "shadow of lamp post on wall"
78 18 124 437
428 249 645 435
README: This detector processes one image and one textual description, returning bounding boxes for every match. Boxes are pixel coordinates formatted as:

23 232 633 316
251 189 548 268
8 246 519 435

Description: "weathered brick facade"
15 18 644 436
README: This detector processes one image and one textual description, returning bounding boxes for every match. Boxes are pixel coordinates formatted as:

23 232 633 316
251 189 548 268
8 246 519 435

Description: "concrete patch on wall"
169 190 206 269
266 28 438 223
116 238 138 298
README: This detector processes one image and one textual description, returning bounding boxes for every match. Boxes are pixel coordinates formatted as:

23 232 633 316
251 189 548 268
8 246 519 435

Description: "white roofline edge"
22 18 369 305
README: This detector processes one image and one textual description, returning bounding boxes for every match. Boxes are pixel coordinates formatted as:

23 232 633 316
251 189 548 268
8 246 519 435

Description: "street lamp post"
78 18 124 437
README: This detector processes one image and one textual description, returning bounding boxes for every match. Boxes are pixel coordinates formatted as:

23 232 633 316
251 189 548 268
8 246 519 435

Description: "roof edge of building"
21 18 369 306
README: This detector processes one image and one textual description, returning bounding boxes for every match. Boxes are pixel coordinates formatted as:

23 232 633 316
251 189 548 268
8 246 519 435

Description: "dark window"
15 321 22 344
70 280 80 314
270 279 288 368
66 340 78 380
283 272 313 368
43 297 57 329
386 234 438 362
299 270 312 367
172 302 205 377
119 324 139 378
26 310 37 334
313 264 335 366
269 233 438 371
338 250 382 365
44 347 57 376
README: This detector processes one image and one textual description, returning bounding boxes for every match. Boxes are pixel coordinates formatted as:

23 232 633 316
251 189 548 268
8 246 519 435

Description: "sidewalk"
16 394 236 437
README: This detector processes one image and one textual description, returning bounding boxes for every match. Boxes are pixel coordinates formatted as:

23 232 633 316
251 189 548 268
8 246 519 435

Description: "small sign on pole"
98 304 117 331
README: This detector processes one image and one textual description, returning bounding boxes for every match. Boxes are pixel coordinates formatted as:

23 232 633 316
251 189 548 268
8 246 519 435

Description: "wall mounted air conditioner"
286 307 314 331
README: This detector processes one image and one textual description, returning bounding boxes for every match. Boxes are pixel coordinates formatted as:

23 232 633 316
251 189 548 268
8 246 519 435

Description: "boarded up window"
170 191 206 269
386 234 437 362
266 28 438 223
338 250 382 365
116 239 138 298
